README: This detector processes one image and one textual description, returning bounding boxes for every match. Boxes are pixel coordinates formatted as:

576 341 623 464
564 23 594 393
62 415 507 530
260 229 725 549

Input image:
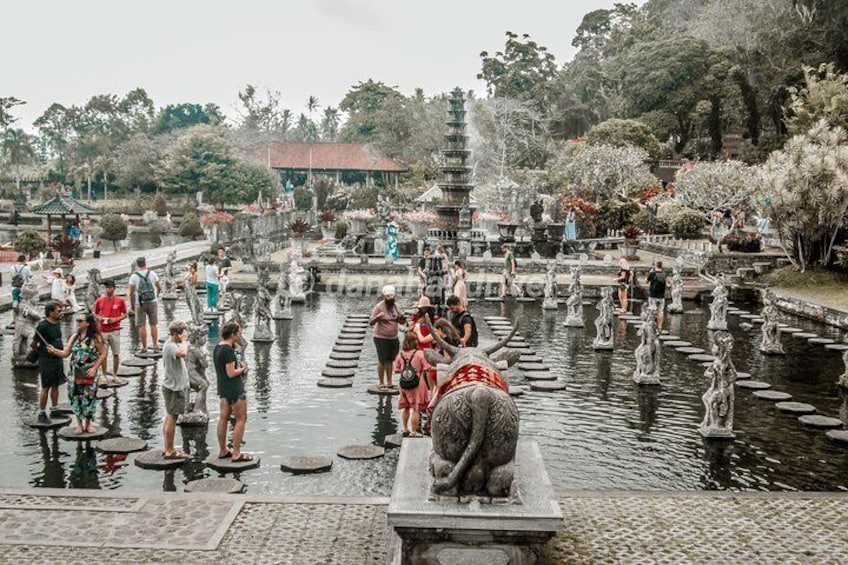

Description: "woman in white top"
65 274 82 312
47 268 67 306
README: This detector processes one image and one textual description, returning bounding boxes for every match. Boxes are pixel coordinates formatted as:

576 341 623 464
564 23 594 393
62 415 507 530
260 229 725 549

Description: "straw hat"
52 268 64 276
413 296 433 309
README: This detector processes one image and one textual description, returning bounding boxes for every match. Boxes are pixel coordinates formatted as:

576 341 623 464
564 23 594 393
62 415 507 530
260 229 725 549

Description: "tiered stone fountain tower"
429 87 474 255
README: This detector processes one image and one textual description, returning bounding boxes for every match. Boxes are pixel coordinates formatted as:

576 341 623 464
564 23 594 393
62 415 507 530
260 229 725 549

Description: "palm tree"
1 128 37 194
321 106 340 141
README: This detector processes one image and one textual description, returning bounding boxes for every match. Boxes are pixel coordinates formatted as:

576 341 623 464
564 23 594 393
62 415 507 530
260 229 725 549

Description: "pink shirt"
370 300 400 339
393 349 430 375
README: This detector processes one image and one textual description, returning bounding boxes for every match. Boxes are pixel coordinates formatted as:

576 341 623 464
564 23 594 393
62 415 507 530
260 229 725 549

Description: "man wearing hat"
369 285 403 391
93 279 127 382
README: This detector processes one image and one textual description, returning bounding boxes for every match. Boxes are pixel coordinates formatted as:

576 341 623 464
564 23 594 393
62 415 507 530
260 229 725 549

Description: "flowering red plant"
200 211 234 226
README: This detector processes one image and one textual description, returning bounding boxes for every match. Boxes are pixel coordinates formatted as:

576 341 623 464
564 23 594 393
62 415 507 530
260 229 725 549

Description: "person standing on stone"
394 332 431 437
214 322 253 462
447 295 478 347
162 320 190 459
217 246 232 305
417 248 431 298
615 258 631 313
92 280 127 383
646 260 668 331
47 268 68 311
452 260 468 310
205 256 219 312
499 245 521 299
33 303 67 424
64 274 82 313
10 255 32 326
128 257 161 354
370 285 401 391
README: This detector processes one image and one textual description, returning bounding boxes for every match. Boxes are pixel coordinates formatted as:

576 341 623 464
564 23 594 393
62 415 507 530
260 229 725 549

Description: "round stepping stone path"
753 390 793 401
689 354 716 363
337 445 385 460
321 368 356 378
96 388 115 400
778 327 803 333
825 344 848 351
384 434 404 449
58 426 108 441
24 415 71 429
135 450 188 470
332 345 362 353
529 381 566 392
329 352 359 361
676 347 706 355
185 478 244 493
792 332 818 339
280 455 333 474
519 363 549 372
206 454 260 473
736 380 772 390
95 437 148 454
658 335 681 342
665 341 692 348
100 377 129 389
736 372 751 380
366 385 399 396
317 378 352 388
116 366 143 377
327 359 358 369
508 386 525 397
809 338 836 345
825 430 848 444
523 371 557 381
799 415 843 429
775 402 816 415
122 357 156 368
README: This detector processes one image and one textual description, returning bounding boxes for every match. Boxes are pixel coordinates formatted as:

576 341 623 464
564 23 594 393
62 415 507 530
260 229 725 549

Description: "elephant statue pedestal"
387 439 561 565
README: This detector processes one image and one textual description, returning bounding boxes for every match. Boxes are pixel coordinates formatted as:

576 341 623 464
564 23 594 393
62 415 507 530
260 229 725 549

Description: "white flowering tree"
674 160 758 248
548 143 654 200
756 120 848 271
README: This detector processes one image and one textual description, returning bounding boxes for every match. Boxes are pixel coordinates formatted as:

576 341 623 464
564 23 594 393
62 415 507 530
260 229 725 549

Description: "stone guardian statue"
252 266 275 343
563 264 584 327
161 250 179 300
699 331 737 438
707 275 729 331
273 261 293 320
593 286 615 351
667 264 684 314
12 282 41 368
542 261 558 310
759 289 784 355
177 324 210 426
633 306 661 385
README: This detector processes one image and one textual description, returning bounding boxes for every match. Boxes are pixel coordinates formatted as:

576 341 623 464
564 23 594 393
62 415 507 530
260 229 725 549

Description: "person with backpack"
393 332 431 437
128 256 162 354
10 255 31 326
647 260 668 331
447 295 478 348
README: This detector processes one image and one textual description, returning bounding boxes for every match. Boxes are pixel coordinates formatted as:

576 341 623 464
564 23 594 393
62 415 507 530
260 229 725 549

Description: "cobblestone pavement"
0 489 846 564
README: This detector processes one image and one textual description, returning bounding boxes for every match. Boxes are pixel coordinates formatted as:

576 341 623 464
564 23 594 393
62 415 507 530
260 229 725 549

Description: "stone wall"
773 294 848 330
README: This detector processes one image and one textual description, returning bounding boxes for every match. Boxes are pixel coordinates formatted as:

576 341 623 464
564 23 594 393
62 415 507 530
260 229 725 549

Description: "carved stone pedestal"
387 439 561 565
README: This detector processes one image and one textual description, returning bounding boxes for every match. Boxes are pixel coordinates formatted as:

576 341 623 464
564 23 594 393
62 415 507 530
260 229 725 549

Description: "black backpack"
458 312 478 348
135 271 156 303
398 352 419 390
11 266 24 288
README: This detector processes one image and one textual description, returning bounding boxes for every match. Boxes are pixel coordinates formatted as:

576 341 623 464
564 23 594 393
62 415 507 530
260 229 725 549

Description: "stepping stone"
135 450 189 470
335 339 364 346
329 352 359 361
825 430 848 444
619 315 640 321
519 363 549 372
342 324 369 330
487 320 512 326
116 366 143 377
739 314 759 320
508 386 525 397
516 297 536 303
100 377 129 389
337 445 385 460
519 355 543 364
509 348 535 356
825 344 848 351
700 362 714 368
736 372 752 380
523 371 557 381
778 327 803 333
206 454 260 473
280 455 334 474
506 337 527 345
184 478 244 493
753 390 793 401
737 380 772 390
798 415 843 429
492 331 514 337
529 381 566 392
338 333 366 340
665 341 692 348
809 338 836 345
676 347 706 355
366 384 399 396
689 354 716 363
321 368 355 379
484 297 505 302
332 345 362 353
775 401 816 415
96 388 115 400
658 335 681 342
95 437 148 454
484 317 509 322
751 318 765 324
122 358 156 368
134 350 163 359
626 320 642 326
24 415 71 429
384 434 404 449
340 328 367 334
317 378 352 388
792 332 818 339
58 426 108 441
52 403 73 415
327 359 358 369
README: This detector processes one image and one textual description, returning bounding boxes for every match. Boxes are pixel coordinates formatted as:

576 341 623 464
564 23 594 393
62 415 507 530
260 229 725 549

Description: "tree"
321 106 340 141
547 143 653 201
220 160 276 205
586 118 662 161
0 97 25 129
179 212 204 240
1 128 37 193
152 103 224 134
157 125 236 199
14 229 46 258
757 120 848 271
478 32 558 112
153 193 168 216
114 133 164 193
339 79 403 141
99 214 128 250
237 84 289 134
785 63 848 134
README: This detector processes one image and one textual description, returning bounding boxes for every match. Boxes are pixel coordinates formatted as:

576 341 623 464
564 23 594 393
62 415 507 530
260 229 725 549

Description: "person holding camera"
214 322 252 462
161 320 190 459
370 285 403 391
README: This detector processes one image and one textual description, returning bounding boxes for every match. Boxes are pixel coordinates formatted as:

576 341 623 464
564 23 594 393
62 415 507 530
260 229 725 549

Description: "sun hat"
413 296 433 309
381 285 396 298
53 268 63 275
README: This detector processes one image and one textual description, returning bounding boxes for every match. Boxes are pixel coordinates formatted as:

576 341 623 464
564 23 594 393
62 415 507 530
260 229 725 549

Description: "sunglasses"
76 318 89 324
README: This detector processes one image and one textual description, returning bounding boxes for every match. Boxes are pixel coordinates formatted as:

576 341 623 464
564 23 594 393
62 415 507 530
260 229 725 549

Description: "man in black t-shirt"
647 260 668 330
447 295 478 348
213 322 252 462
35 302 67 423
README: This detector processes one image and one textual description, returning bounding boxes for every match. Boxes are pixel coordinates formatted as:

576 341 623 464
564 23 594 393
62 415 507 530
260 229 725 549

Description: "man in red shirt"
93 280 127 383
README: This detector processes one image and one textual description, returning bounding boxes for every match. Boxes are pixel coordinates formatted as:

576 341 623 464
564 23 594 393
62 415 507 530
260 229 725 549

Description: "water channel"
2 292 847 495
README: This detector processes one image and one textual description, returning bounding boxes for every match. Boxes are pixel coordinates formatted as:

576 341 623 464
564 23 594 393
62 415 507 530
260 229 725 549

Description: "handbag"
74 366 95 386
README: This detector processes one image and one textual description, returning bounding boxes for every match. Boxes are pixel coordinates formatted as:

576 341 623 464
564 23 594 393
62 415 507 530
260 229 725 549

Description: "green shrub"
633 209 669 234
293 187 312 210
724 231 762 252
14 229 47 258
100 214 129 249
334 220 348 242
153 193 168 216
670 211 705 239
179 213 204 240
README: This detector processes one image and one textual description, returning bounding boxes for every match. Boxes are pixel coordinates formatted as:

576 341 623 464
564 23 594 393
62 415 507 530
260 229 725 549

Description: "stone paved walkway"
1 488 846 563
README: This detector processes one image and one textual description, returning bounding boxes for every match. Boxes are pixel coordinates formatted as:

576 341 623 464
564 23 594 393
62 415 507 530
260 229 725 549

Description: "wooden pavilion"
29 195 98 245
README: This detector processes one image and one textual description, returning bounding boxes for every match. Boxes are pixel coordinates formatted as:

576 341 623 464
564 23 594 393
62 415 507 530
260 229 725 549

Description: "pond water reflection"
2 293 847 495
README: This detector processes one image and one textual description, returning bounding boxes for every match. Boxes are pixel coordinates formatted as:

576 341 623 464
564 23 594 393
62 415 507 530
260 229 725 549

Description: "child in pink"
394 333 431 437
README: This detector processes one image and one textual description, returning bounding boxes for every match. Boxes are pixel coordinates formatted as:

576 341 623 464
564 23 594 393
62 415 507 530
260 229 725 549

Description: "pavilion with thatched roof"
29 195 98 245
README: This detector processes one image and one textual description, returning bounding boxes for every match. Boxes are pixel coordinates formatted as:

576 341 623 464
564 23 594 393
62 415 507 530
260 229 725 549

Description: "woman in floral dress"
48 312 106 434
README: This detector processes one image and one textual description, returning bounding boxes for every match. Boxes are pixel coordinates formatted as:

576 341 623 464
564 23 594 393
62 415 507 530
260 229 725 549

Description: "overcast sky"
4 0 645 129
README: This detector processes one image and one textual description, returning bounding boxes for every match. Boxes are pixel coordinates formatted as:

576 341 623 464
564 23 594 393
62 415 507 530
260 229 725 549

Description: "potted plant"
289 216 312 258
403 210 437 238
319 208 336 240
342 209 375 235
620 224 641 259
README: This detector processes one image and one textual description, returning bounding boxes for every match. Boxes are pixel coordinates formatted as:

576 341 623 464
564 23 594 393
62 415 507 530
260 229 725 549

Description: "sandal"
409 432 423 438
231 453 254 462
402 430 410 437
163 450 188 459
218 451 232 459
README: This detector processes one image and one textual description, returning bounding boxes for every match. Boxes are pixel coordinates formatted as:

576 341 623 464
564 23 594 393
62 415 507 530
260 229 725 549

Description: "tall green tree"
0 97 25 129
339 79 403 141
478 32 558 112
1 128 38 193
152 103 224 134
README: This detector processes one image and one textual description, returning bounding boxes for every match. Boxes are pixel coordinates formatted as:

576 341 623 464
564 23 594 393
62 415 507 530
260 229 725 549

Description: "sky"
3 0 646 130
